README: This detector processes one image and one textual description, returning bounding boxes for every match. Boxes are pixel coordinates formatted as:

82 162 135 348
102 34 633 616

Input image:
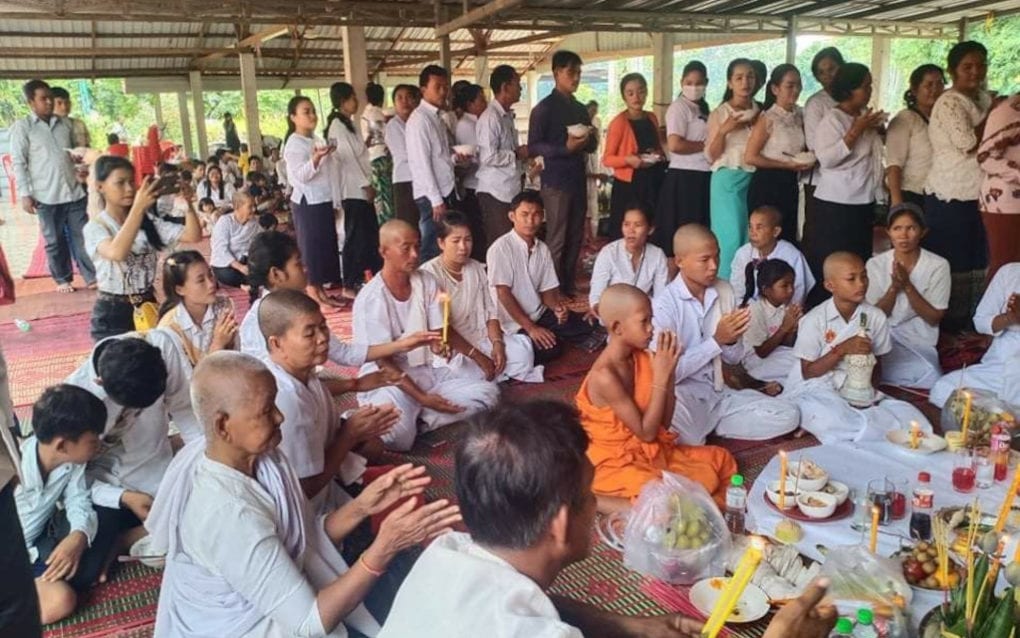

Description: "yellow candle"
1014 535 1020 563
961 391 973 444
869 506 880 553
994 466 1020 533
439 292 451 345
910 421 921 450
702 538 764 638
778 451 788 511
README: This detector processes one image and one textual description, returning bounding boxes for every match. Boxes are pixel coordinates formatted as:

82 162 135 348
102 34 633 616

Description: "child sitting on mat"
741 258 802 384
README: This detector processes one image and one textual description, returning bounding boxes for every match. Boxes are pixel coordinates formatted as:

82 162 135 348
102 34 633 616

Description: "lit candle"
778 451 788 510
910 421 921 450
994 466 1020 533
702 537 765 638
869 506 880 553
961 391 973 444
439 292 451 345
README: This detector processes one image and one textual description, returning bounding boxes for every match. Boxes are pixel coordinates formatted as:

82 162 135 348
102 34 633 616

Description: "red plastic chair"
1 154 16 204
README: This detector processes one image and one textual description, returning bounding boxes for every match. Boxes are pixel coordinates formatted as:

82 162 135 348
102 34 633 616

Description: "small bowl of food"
452 144 476 156
796 491 837 519
766 480 800 510
820 480 850 506
792 151 816 166
567 124 591 138
790 460 829 491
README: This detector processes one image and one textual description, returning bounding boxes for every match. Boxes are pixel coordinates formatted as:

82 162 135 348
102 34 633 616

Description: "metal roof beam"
436 0 525 36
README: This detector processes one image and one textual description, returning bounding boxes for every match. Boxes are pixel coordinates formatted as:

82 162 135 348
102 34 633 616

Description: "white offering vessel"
839 313 876 408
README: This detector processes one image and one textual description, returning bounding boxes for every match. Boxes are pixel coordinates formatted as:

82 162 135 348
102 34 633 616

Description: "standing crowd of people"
2 39 1020 638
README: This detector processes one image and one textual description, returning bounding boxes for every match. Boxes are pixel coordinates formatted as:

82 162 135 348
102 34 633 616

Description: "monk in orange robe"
576 284 738 513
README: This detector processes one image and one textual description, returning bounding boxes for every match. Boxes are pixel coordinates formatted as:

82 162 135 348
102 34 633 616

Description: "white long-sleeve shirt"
588 239 669 308
803 89 836 186
209 212 259 268
729 239 815 306
15 437 98 562
328 117 373 202
385 117 412 184
283 133 340 207
476 99 523 203
8 113 84 205
454 113 480 191
814 108 883 205
406 101 456 206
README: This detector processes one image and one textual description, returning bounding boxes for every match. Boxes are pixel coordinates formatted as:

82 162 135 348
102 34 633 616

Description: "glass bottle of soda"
910 471 933 541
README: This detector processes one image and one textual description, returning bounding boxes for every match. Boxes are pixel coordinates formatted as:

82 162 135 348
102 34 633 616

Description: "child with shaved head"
576 284 737 512
651 224 799 445
786 251 933 442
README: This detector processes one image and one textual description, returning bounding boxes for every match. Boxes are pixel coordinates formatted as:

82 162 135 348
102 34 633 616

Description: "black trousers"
748 168 799 245
30 509 119 593
90 289 157 342
0 482 41 638
521 307 594 365
341 198 382 288
213 265 247 288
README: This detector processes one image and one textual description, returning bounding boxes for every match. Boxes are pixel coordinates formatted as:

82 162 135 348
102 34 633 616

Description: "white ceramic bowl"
792 151 816 165
567 124 591 138
789 462 829 491
766 480 800 510
820 480 850 506
690 578 770 623
796 491 838 519
452 144 476 156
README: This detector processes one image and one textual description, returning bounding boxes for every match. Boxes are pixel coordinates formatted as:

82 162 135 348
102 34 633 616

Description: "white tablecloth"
746 441 1017 625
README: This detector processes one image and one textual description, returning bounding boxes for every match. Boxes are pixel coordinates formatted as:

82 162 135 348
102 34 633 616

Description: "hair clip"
166 257 177 266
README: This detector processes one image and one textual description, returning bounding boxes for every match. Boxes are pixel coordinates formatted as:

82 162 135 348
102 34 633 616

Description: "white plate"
639 153 662 164
885 430 948 455
690 578 770 623
129 535 166 568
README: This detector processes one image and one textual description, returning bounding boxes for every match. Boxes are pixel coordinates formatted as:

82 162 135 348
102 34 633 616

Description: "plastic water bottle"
13 318 30 332
852 608 878 638
724 474 747 535
830 617 854 637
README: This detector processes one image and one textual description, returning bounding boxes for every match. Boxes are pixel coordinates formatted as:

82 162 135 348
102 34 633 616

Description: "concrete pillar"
239 52 263 158
958 16 969 41
153 93 164 130
439 35 452 71
474 55 488 87
526 69 539 111
870 35 891 112
786 16 798 64
177 91 193 158
189 70 209 159
342 26 369 117
650 33 674 123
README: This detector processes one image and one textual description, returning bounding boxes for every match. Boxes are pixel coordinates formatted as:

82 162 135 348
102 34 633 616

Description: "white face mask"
682 85 706 101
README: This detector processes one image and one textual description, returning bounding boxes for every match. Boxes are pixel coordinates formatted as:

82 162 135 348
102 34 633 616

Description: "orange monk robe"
576 350 738 507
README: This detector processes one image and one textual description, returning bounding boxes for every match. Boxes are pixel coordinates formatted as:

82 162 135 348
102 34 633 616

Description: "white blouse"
283 133 340 207
420 257 498 348
665 97 711 172
706 102 759 172
83 210 184 294
760 104 806 162
885 109 933 196
327 117 372 202
865 248 951 348
814 107 884 205
925 89 992 202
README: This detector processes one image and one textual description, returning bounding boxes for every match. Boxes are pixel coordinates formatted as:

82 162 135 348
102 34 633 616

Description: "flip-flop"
56 283 75 293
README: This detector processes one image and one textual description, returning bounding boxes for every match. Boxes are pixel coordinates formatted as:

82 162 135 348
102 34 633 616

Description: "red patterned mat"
43 563 160 638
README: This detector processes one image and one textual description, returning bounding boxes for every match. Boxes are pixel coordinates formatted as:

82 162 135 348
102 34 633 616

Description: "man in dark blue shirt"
527 51 598 296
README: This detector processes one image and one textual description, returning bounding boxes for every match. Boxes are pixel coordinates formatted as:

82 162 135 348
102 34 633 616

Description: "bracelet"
359 554 386 577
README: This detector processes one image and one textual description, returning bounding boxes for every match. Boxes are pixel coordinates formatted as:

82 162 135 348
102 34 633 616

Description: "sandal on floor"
56 283 75 293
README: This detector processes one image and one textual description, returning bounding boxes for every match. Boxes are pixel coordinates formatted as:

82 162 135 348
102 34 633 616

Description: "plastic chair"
1 154 16 204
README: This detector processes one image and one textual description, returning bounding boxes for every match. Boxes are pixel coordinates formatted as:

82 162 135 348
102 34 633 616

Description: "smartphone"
153 173 181 197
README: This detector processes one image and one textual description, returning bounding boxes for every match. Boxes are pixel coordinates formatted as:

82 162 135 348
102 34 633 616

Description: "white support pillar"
958 17 969 41
342 26 369 117
177 91 193 158
650 33 674 123
153 93 164 130
474 55 488 87
239 52 263 158
786 16 798 64
189 70 209 159
870 35 892 112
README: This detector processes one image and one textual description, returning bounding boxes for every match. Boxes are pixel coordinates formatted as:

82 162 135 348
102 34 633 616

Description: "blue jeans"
415 192 457 263
36 197 96 285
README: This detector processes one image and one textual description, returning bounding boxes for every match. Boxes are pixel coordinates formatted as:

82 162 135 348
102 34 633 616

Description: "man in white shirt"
381 400 839 638
147 351 460 638
487 191 594 365
407 65 463 263
386 84 421 227
353 220 499 451
477 65 529 255
652 225 800 445
65 333 196 557
259 289 402 514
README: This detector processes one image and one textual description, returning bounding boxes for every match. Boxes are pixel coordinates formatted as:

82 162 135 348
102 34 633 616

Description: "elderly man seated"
146 352 460 638
380 400 839 638
353 220 499 451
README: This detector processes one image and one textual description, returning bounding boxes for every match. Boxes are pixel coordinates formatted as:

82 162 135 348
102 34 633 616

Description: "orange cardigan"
602 110 662 183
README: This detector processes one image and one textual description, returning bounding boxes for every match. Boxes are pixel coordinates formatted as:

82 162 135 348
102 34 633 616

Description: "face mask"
682 85 706 101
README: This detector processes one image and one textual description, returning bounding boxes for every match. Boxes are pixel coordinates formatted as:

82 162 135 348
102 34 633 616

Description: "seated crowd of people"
2 38 1019 638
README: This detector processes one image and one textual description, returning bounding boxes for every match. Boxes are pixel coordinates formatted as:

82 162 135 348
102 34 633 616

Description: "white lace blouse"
760 104 806 162
925 89 992 202
706 102 759 172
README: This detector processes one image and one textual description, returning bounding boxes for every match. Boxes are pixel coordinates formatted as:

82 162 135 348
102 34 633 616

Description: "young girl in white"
866 203 950 389
741 259 802 383
421 211 544 383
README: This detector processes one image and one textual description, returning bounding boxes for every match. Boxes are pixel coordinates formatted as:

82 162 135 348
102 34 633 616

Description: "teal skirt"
710 167 752 279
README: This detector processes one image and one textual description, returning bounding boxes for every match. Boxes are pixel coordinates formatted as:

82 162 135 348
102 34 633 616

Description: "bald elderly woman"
146 352 459 638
